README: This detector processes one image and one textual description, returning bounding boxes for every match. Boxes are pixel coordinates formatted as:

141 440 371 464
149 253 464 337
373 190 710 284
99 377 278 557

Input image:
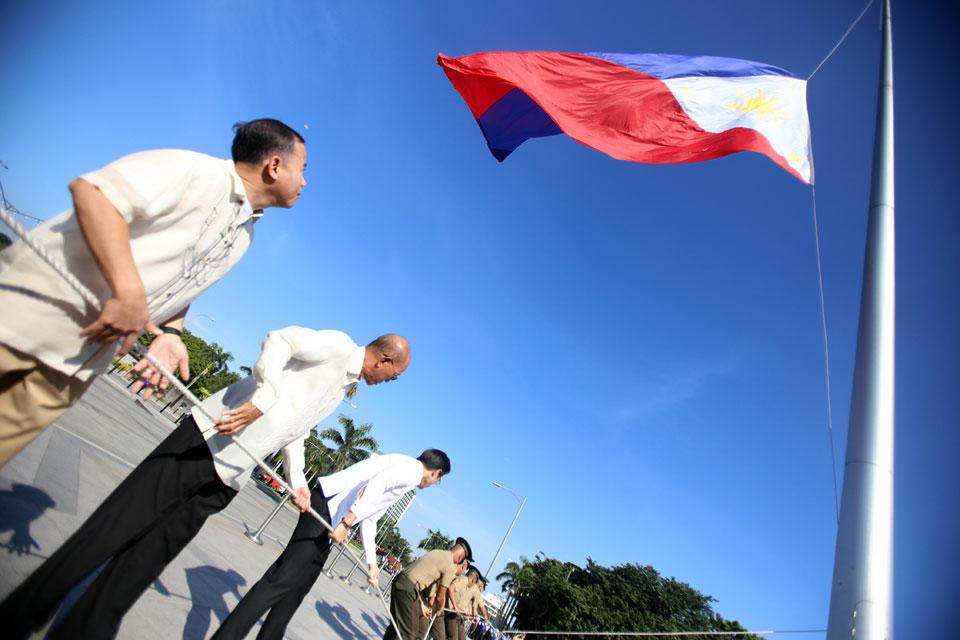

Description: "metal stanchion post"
363 547 396 595
245 469 318 545
341 545 363 586
245 494 292 545
324 527 359 579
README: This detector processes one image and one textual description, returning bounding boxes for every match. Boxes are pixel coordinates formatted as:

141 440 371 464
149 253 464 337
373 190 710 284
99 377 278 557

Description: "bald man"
1 327 410 640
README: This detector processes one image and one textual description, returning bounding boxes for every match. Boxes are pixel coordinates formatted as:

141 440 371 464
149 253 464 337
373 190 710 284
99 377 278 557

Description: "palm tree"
304 431 334 477
496 554 542 592
207 342 233 375
496 559 526 593
319 414 379 472
417 529 453 551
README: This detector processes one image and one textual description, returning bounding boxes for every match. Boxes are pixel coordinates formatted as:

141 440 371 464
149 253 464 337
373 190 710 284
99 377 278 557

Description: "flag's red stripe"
437 51 805 182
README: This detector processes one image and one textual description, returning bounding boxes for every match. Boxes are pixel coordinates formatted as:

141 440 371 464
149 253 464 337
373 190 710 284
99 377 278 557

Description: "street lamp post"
484 481 527 583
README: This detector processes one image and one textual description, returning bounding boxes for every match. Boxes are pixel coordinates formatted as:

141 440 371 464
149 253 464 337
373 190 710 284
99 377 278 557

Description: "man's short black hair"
417 449 451 476
231 118 304 164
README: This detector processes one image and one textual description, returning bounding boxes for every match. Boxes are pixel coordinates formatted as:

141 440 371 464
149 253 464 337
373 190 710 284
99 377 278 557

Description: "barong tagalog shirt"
317 453 423 565
0 149 255 380
192 327 365 491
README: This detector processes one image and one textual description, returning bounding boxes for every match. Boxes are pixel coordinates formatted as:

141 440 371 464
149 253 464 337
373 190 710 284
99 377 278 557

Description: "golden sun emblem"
726 88 787 127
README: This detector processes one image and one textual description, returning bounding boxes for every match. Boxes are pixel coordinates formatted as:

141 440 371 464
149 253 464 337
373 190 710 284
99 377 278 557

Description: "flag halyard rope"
810 187 841 524
807 0 876 81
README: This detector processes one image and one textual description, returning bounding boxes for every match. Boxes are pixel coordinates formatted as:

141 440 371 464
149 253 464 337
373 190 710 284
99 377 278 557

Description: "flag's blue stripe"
586 52 798 80
477 87 562 161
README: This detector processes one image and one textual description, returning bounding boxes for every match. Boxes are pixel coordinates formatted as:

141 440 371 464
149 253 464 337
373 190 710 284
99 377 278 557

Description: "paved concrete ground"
0 375 393 639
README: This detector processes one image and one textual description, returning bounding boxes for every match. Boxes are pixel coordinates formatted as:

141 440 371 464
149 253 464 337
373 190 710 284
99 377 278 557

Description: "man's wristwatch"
160 325 183 337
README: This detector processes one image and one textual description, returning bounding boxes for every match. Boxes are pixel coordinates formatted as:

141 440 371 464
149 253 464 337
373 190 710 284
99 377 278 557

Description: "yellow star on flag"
726 88 787 127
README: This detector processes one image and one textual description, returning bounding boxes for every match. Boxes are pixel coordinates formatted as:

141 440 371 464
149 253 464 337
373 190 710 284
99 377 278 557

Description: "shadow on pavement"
316 600 371 640
0 483 55 557
362 609 388 634
181 565 247 640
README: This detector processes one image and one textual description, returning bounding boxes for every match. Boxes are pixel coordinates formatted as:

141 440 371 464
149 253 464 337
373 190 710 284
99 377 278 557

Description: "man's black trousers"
0 416 237 640
211 481 333 640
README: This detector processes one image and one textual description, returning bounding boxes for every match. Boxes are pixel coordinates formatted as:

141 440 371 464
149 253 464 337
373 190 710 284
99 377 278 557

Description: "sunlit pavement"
0 376 390 639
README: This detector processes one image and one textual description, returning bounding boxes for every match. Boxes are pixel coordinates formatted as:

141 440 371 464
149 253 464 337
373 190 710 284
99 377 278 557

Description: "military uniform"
384 549 458 640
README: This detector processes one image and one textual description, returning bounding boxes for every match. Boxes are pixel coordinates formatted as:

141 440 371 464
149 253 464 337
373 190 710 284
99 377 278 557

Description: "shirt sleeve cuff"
361 519 377 566
289 468 308 490
282 440 307 489
79 169 137 222
249 386 278 414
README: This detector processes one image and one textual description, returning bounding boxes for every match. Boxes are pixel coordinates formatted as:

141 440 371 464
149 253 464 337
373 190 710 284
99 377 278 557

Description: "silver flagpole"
826 0 895 638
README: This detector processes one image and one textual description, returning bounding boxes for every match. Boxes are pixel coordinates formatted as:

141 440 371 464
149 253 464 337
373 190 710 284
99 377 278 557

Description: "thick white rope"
0 204 403 637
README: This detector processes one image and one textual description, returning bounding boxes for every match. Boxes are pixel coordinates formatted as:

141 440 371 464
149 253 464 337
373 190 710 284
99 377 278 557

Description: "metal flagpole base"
244 529 265 546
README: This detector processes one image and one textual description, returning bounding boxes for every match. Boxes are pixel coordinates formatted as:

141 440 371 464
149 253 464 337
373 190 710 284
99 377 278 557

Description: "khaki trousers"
0 343 93 467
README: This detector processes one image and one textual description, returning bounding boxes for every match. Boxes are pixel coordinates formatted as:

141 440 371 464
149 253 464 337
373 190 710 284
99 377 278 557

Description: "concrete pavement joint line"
2 385 389 639
54 424 136 470
52 424 294 540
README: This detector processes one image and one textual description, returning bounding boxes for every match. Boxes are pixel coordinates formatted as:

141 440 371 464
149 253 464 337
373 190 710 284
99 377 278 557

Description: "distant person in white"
213 448 451 640
0 327 410 640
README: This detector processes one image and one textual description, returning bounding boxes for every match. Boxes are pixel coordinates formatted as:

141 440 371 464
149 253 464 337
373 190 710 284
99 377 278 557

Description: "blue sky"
2 1 957 637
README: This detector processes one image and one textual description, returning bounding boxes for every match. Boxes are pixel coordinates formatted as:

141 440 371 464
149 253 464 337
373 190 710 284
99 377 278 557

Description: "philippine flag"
438 51 813 183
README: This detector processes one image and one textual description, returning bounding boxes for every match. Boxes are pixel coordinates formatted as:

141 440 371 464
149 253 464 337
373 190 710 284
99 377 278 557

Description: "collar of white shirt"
227 160 256 222
345 345 365 382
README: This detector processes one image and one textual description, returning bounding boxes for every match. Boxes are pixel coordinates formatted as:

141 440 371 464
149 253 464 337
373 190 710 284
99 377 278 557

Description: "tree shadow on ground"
181 565 246 640
315 600 372 640
0 483 55 557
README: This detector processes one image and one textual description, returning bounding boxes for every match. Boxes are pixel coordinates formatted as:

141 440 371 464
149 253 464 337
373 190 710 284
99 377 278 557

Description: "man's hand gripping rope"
0 204 405 638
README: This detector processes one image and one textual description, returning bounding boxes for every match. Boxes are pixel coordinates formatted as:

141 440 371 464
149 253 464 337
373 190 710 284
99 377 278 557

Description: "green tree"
417 529 454 552
139 329 237 399
303 431 334 478
378 520 414 566
319 414 379 472
507 556 759 640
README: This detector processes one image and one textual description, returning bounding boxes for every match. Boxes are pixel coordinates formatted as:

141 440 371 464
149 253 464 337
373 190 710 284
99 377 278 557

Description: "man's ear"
264 154 282 180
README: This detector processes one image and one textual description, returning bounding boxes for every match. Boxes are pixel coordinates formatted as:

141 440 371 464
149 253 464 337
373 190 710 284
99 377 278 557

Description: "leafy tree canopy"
318 415 379 472
378 520 414 566
417 528 454 552
505 556 759 640
139 329 238 399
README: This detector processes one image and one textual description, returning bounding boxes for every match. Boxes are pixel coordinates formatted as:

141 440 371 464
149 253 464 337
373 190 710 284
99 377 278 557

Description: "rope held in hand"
0 204 403 637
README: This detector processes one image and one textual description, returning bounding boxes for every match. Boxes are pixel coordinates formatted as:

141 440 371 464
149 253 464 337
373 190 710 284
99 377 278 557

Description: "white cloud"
606 357 737 427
